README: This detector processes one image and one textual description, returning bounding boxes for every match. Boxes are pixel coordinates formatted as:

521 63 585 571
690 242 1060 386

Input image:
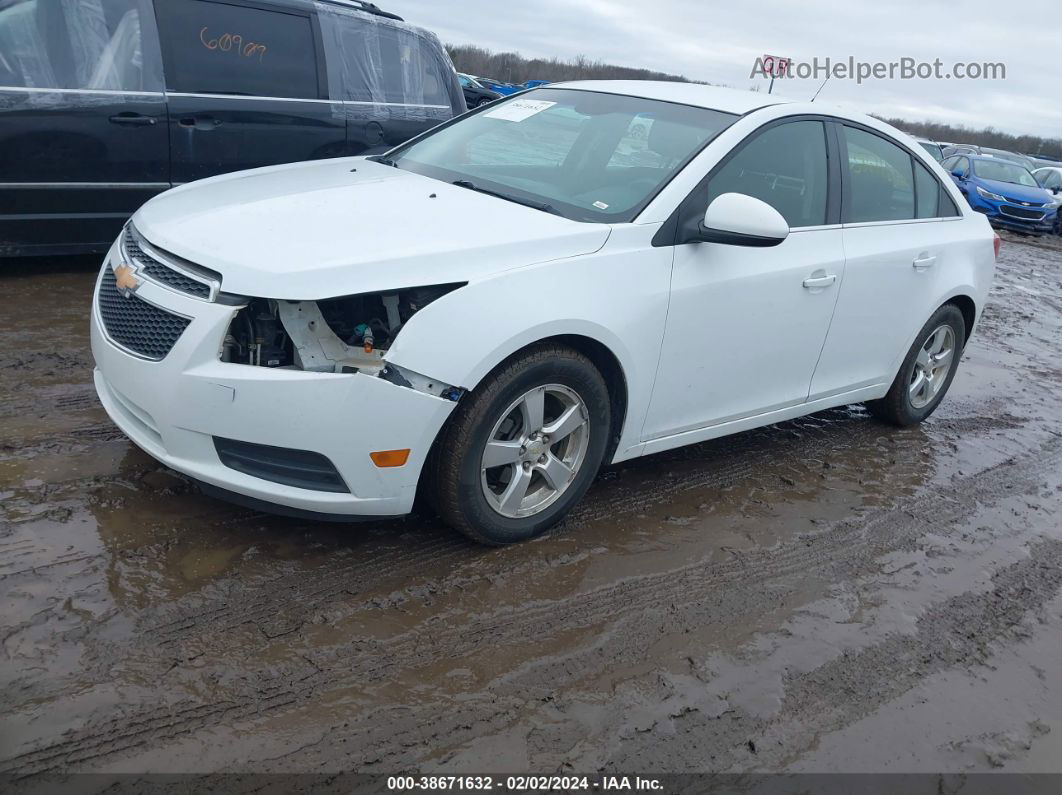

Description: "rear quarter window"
154 0 321 99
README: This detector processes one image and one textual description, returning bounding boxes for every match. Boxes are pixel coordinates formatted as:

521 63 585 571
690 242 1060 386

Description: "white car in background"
91 82 997 544
1033 167 1062 233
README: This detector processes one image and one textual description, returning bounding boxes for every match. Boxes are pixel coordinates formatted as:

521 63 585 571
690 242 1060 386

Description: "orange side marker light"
370 449 410 468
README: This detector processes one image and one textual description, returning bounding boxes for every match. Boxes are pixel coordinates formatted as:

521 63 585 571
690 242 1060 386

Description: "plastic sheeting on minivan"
315 1 464 123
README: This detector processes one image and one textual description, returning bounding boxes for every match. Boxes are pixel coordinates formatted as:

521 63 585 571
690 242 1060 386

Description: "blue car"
941 154 1059 235
473 77 522 96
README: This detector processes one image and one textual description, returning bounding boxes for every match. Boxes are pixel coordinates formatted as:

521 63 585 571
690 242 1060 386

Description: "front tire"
866 304 965 426
427 345 610 545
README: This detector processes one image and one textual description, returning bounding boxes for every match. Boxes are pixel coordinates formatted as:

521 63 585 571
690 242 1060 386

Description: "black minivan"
0 0 464 257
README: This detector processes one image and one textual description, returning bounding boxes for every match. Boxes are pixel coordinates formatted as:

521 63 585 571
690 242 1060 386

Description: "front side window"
0 0 159 91
154 0 320 99
971 159 1039 187
703 120 829 228
388 89 737 223
843 126 915 222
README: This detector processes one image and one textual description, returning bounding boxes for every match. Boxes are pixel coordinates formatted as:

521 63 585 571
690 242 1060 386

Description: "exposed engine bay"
222 284 464 397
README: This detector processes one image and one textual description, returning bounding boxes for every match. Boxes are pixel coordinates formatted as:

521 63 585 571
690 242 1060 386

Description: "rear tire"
427 345 610 545
866 304 965 426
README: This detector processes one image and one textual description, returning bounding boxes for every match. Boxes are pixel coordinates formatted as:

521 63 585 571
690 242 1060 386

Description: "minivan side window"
154 0 320 100
704 120 829 228
842 126 915 223
0 0 161 91
318 6 455 108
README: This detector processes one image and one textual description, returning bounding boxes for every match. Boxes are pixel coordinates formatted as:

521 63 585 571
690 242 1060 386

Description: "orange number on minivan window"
199 27 267 61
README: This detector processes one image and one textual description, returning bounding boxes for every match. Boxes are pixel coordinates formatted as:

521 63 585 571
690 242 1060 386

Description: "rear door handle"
802 273 837 289
109 112 156 126
912 254 937 270
178 117 223 130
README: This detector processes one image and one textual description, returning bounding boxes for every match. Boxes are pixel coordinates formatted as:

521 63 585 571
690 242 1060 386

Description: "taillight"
993 232 1001 260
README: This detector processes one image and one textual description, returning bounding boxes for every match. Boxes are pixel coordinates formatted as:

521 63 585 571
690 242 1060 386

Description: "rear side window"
704 120 829 228
842 126 914 222
317 5 458 109
0 0 161 91
154 0 320 99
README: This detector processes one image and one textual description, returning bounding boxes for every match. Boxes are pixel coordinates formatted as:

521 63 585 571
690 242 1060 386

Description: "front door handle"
912 253 937 271
802 273 837 289
109 112 157 126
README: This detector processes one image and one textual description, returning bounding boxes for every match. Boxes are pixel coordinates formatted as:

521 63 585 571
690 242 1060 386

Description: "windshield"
918 141 943 161
386 88 737 222
972 159 1039 187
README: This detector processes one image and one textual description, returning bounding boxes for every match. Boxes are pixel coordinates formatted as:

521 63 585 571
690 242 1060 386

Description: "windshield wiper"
367 155 398 167
451 179 561 216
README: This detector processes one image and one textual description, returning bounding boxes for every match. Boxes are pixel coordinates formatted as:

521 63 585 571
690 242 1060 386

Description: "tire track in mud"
4 432 1059 777
136 410 897 645
600 536 1062 773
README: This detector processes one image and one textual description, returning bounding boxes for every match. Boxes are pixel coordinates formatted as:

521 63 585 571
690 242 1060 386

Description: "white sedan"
91 81 997 544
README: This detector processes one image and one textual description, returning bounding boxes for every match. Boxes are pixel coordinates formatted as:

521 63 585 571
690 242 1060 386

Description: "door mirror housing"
951 169 965 180
687 193 790 247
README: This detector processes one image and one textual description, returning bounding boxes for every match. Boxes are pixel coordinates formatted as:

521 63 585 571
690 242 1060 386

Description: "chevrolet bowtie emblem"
114 264 140 297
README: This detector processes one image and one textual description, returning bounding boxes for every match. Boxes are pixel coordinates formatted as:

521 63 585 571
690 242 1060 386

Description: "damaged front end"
221 285 465 400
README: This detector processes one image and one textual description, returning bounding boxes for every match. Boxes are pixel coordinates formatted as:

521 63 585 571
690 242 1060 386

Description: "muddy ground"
2 234 1062 783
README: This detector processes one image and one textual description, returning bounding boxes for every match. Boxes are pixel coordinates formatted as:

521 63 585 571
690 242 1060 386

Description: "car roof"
966 154 1028 166
546 80 790 115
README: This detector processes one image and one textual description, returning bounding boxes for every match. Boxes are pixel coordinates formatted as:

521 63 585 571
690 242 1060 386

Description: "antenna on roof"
810 75 829 102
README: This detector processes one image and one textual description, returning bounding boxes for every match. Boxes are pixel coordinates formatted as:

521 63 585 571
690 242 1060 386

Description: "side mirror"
687 193 789 247
951 169 964 179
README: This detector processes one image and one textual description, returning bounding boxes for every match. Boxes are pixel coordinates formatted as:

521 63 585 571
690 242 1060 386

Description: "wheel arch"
882 289 980 392
945 293 978 347
462 332 631 464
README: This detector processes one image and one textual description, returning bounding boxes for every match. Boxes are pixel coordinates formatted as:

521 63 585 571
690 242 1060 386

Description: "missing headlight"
221 283 464 373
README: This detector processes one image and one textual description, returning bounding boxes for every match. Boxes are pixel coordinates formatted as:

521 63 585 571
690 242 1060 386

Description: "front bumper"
90 243 456 517
969 194 1056 234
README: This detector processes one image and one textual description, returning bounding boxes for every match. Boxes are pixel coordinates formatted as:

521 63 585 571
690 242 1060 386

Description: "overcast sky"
387 0 1060 139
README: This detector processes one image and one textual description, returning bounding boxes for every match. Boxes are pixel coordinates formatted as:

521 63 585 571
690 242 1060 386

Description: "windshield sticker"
484 99 557 122
593 201 609 209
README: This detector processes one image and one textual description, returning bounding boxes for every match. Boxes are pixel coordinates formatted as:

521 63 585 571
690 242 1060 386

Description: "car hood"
976 177 1052 203
133 158 610 300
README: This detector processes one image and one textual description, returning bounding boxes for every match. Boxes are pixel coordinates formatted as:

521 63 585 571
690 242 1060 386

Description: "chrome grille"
121 227 214 300
999 205 1045 221
1002 195 1044 207
97 266 191 360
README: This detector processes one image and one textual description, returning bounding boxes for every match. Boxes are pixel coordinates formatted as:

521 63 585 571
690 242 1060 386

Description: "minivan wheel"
866 304 965 426
427 345 610 545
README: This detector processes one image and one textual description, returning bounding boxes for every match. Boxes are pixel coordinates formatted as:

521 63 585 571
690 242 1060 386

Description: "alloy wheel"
909 324 955 409
480 384 590 518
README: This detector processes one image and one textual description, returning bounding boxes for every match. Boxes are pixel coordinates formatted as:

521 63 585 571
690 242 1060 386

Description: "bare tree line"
876 117 1061 159
446 44 702 86
446 44 1060 159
